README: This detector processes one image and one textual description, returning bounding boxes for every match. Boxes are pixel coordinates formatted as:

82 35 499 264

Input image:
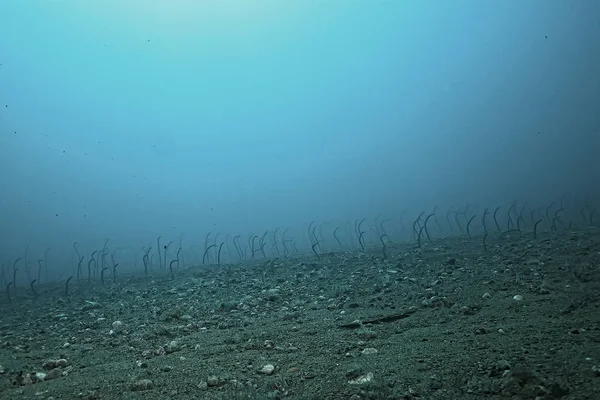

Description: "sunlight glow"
112 0 293 28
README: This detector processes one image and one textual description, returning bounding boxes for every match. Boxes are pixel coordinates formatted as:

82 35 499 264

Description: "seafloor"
1 227 599 399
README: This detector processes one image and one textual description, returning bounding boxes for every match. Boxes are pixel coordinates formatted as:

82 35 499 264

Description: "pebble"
259 364 275 375
361 348 378 355
111 320 125 334
131 379 153 391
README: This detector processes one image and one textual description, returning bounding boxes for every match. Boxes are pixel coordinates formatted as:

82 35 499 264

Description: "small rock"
348 372 373 385
165 340 180 353
44 368 62 381
131 379 153 391
111 320 125 334
43 359 69 370
361 348 378 355
259 364 275 375
206 375 220 387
